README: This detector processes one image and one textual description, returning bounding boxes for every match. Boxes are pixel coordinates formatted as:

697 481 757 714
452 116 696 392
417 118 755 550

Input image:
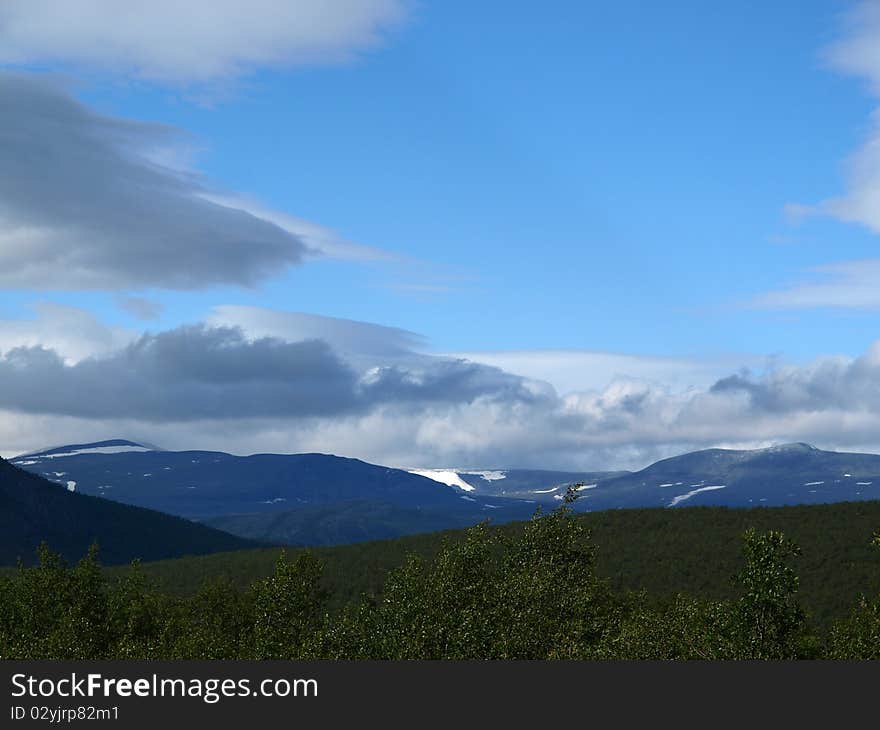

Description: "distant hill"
11 440 541 545
577 443 880 510
407 445 880 512
11 440 532 516
0 454 255 565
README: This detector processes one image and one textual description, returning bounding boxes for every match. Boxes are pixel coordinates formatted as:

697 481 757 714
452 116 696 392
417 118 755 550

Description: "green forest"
3 491 880 659
98 496 880 625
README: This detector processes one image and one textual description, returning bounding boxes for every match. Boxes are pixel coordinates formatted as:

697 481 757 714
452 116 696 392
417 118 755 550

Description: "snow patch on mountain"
668 485 726 507
408 469 476 492
17 444 153 461
462 470 506 481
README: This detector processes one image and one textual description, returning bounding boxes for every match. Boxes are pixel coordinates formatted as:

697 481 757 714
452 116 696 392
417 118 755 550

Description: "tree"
732 529 805 659
0 543 109 659
250 551 327 659
106 561 167 659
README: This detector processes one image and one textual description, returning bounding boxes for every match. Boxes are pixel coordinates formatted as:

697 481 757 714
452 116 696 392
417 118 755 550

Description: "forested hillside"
4 494 880 659
0 457 256 564
91 498 880 625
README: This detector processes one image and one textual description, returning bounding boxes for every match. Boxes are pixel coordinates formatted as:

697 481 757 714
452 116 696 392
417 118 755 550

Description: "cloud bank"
3 307 880 470
0 321 538 422
0 0 408 82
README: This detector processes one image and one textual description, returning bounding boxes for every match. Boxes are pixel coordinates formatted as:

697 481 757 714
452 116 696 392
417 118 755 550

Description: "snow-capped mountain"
560 443 880 511
13 439 880 547
408 444 880 511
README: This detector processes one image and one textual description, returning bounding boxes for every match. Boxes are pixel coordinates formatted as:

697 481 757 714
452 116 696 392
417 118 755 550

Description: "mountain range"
411 443 880 511
9 440 541 545
8 438 880 550
566 442 880 510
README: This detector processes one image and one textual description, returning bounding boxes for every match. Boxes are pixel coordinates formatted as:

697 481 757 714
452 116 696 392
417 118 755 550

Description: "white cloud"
810 108 880 234
0 302 135 364
206 305 423 358
750 259 880 309
825 1 880 94
757 4 880 310
446 349 769 395
201 195 393 262
785 3 880 235
0 0 408 82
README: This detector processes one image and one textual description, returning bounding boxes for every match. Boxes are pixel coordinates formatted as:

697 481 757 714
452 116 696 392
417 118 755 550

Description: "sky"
3 1 880 469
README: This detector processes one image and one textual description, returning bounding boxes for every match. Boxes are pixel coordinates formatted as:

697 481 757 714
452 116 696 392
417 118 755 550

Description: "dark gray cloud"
709 352 880 413
0 73 311 290
361 359 541 406
0 324 543 421
0 326 357 420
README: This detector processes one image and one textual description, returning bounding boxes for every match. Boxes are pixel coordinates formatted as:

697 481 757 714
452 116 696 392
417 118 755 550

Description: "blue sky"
3 1 880 467
9 0 875 355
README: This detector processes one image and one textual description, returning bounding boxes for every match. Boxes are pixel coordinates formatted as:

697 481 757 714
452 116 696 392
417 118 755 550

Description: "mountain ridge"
13 438 880 546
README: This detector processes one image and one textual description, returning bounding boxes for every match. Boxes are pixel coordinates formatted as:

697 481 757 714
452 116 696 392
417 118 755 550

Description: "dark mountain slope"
0 456 255 565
